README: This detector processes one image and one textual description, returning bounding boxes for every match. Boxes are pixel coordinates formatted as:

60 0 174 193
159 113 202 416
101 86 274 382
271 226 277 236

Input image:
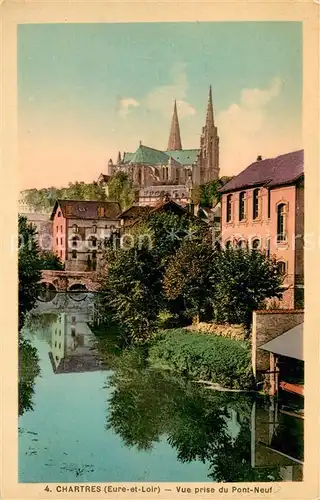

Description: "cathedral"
101 86 220 206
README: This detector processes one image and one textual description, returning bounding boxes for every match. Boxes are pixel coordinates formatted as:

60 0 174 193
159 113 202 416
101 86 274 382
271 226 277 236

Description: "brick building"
219 150 304 308
50 200 121 271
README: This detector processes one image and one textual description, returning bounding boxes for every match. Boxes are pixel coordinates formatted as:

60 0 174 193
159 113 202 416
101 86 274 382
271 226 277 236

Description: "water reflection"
19 295 303 483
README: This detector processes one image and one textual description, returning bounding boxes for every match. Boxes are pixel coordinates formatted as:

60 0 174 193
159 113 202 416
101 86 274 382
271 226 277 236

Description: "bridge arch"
38 282 57 302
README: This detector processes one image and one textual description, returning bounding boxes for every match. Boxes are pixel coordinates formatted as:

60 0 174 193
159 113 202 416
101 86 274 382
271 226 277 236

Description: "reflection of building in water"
250 398 303 481
48 312 106 374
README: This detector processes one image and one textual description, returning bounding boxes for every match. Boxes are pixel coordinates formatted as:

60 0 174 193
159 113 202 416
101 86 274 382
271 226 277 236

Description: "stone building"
219 150 304 309
50 200 121 271
99 87 220 206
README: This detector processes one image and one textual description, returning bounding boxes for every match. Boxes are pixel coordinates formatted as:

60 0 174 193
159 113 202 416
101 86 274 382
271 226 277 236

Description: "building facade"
50 200 121 271
99 87 220 206
219 150 304 309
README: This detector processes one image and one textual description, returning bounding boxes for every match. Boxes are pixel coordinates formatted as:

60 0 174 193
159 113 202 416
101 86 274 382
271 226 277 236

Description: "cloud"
216 77 299 174
118 97 140 118
144 62 196 118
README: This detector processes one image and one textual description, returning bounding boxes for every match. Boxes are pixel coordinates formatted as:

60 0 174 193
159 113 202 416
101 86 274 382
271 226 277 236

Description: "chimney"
256 155 263 161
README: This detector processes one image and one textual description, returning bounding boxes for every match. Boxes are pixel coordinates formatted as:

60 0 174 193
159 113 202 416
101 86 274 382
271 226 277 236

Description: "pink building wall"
221 183 303 309
52 209 67 262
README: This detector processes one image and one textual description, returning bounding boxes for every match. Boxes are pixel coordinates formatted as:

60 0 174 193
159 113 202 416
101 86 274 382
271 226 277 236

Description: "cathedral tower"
199 86 219 183
167 100 182 150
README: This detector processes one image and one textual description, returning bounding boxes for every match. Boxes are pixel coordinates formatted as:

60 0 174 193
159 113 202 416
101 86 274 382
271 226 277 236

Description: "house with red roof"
50 200 121 271
219 150 304 308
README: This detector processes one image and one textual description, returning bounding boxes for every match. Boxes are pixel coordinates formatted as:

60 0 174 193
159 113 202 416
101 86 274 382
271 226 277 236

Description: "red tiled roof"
219 150 304 193
50 200 121 220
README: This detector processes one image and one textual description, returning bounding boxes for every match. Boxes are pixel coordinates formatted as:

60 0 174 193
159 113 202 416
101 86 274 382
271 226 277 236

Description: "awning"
259 323 303 361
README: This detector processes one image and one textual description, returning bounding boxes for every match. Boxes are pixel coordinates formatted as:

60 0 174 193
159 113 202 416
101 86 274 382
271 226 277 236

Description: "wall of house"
52 209 67 261
65 218 120 271
221 184 299 308
252 310 304 376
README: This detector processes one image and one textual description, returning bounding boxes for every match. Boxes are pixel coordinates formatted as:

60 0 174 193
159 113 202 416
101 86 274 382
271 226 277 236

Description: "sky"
18 22 302 190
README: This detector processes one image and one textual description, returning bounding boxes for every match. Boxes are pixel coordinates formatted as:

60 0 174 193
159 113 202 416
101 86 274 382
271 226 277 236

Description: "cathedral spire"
205 85 214 129
167 99 182 151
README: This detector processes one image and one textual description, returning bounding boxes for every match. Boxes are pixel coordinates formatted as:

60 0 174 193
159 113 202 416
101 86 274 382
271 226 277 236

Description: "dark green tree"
199 177 233 207
38 250 64 270
18 338 40 416
18 215 42 330
212 247 283 328
163 236 217 322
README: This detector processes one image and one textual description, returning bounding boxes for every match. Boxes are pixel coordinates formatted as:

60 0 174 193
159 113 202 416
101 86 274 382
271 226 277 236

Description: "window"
72 250 77 259
253 189 260 219
239 192 246 221
277 203 286 242
92 224 97 234
238 239 247 249
55 342 57 348
98 206 105 217
56 237 58 245
60 225 63 232
226 194 232 223
266 237 271 258
225 240 232 249
72 236 78 247
56 225 58 232
89 236 97 247
60 237 63 245
267 189 271 219
59 343 61 349
60 250 62 258
277 261 286 275
57 211 61 217
72 224 78 234
252 238 260 250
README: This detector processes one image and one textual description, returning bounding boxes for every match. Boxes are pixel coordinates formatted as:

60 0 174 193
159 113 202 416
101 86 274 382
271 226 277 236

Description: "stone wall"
252 310 304 376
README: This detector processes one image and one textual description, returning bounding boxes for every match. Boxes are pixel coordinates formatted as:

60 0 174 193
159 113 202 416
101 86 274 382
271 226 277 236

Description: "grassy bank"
148 328 254 390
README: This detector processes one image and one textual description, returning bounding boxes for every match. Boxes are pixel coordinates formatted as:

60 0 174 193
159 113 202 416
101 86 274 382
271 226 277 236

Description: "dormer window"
57 211 61 217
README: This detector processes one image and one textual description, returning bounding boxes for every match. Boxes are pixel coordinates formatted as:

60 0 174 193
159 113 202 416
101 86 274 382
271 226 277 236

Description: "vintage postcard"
1 1 319 499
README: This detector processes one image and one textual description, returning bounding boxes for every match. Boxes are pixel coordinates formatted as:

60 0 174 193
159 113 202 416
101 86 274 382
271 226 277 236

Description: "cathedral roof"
167 149 200 165
123 152 133 163
129 145 170 165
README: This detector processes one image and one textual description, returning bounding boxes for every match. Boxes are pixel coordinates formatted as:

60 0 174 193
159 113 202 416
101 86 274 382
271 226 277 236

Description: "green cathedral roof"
167 149 200 165
127 145 199 166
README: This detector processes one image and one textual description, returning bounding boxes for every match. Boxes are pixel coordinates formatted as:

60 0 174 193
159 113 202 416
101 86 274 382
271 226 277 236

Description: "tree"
18 215 42 331
212 247 283 328
199 177 233 207
107 171 135 210
19 338 40 415
164 237 217 322
102 242 163 344
38 250 64 270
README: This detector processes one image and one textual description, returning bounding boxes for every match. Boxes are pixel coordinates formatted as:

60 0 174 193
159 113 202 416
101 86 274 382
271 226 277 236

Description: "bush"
148 329 254 390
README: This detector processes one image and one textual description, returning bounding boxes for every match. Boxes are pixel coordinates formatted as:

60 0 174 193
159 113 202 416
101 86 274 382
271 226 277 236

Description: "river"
18 293 304 483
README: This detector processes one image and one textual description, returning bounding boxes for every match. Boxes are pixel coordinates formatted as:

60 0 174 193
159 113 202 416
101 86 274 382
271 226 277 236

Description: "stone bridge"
41 270 101 293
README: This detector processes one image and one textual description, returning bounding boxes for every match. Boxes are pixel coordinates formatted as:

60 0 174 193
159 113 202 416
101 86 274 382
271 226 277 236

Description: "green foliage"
21 181 107 212
148 329 254 389
199 177 233 207
101 244 163 344
18 215 42 330
163 237 217 322
38 250 64 270
212 247 283 327
107 171 135 210
18 338 40 416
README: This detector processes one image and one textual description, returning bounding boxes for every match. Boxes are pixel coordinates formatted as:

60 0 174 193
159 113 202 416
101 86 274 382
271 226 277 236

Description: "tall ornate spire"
167 100 182 151
205 85 214 130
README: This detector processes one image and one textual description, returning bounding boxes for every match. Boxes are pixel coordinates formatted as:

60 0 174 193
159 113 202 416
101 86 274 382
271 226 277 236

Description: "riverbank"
92 324 255 391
